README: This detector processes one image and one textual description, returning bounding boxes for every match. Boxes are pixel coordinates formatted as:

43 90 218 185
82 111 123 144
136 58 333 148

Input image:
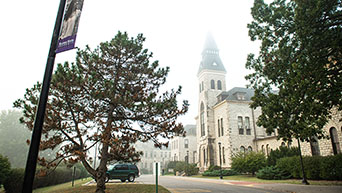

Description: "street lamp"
218 142 223 179
186 150 189 164
297 139 309 185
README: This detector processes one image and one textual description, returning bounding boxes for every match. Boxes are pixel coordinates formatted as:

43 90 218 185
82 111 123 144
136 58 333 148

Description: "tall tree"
245 0 342 142
0 110 31 168
14 31 189 193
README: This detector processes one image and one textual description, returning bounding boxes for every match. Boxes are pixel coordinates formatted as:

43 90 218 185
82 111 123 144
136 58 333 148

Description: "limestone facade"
195 34 342 172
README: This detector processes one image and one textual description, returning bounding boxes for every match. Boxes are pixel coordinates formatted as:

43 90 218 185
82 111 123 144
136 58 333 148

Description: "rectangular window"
238 116 244 135
245 117 251 135
221 118 224 136
222 147 225 164
218 119 220 137
184 139 189 148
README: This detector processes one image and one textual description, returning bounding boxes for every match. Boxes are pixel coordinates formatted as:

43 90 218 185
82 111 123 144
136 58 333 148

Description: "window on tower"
200 103 205 137
211 80 215 89
217 80 222 90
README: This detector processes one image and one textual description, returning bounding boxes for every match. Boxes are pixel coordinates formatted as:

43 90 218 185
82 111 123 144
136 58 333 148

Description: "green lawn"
32 178 170 193
192 175 342 186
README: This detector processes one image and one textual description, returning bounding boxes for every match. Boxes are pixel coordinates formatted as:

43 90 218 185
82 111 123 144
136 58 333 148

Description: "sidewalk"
253 183 342 193
178 176 342 193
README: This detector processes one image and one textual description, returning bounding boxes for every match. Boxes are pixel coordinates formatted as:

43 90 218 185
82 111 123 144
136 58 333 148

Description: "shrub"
256 166 291 180
276 154 342 180
320 154 342 180
231 151 266 175
3 168 24 193
267 146 299 166
173 161 199 176
0 154 11 188
207 165 220 172
202 169 239 176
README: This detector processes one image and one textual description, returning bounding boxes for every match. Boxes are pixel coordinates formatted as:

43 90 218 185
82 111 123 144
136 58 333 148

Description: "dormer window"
234 92 246 100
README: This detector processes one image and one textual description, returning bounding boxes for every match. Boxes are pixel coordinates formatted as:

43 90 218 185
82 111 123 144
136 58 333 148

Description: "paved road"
135 175 342 193
137 175 282 193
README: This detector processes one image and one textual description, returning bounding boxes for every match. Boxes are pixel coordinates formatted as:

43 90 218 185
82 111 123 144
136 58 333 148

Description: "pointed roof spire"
198 32 226 75
202 32 219 54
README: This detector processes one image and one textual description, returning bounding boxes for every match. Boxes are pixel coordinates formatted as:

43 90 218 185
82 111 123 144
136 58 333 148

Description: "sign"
153 162 161 176
56 0 84 53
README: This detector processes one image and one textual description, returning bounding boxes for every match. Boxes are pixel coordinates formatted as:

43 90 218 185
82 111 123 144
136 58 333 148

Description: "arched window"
266 144 269 156
330 127 341 155
247 146 253 152
310 136 320 156
261 145 265 153
211 80 215 89
240 146 245 152
200 103 205 137
217 80 222 90
199 84 201 93
281 142 286 147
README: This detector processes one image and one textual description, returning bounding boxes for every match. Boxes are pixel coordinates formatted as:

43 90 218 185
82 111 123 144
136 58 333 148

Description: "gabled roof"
217 87 255 103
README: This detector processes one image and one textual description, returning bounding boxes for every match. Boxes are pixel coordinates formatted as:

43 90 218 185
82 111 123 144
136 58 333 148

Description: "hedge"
202 169 239 176
3 164 89 192
276 154 342 180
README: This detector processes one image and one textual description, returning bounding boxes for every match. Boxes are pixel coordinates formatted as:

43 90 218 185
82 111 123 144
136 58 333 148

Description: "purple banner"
56 34 77 53
56 0 84 54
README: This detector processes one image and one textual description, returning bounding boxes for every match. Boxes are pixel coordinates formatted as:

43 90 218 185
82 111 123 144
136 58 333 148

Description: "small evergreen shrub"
256 166 291 180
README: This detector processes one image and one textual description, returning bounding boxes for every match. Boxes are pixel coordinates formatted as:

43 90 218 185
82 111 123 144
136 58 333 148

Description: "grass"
31 178 170 193
192 174 342 186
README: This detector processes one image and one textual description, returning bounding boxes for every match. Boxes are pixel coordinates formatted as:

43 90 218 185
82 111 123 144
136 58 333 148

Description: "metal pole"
72 166 76 187
21 0 66 192
297 139 309 185
155 163 158 193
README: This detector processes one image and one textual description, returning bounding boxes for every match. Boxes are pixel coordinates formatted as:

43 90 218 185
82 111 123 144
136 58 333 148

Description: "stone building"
170 124 197 164
195 33 342 172
134 141 172 174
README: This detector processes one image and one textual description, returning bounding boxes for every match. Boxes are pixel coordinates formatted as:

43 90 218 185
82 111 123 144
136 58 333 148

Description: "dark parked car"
105 163 140 183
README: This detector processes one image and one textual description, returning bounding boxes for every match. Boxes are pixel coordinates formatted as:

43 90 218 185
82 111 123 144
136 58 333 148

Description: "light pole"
218 142 223 179
186 150 189 164
297 139 309 185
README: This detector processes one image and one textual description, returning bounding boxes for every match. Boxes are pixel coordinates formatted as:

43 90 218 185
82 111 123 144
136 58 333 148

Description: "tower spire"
198 32 226 75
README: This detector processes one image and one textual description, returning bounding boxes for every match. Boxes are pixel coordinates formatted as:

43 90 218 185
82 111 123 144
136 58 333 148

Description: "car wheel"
128 175 135 182
105 174 110 183
120 179 126 182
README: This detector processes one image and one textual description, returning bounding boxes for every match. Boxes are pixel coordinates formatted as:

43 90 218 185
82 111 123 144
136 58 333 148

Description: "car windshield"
107 165 115 170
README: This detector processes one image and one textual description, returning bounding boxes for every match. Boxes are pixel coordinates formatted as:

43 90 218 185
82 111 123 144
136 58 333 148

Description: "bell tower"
197 32 226 171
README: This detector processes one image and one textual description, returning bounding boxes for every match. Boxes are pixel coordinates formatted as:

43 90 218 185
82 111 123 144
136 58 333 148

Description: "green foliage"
0 110 30 168
246 0 342 142
207 165 221 172
267 146 299 166
172 161 198 176
276 154 342 180
0 154 11 188
231 151 266 175
3 168 24 193
256 165 291 180
202 169 239 177
33 164 90 189
14 31 189 191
